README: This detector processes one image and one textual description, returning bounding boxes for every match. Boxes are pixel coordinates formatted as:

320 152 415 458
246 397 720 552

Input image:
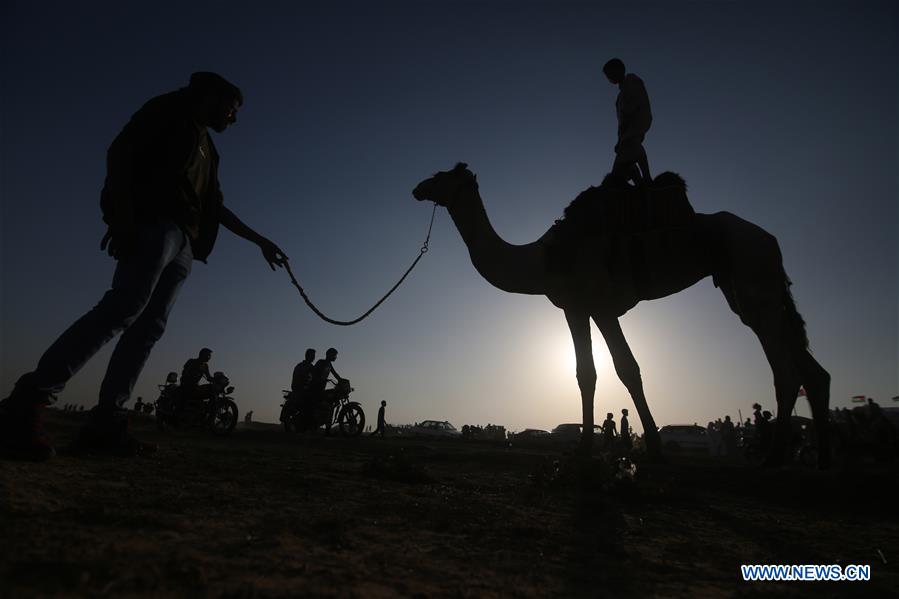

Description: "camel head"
413 162 478 208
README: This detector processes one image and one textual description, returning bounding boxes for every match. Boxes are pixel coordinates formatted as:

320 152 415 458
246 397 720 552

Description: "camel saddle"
544 172 696 274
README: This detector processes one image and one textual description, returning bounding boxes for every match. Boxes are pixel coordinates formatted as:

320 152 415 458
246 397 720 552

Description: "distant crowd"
702 397 898 463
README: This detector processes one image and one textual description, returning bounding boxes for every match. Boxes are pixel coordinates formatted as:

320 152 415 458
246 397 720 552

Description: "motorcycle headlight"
226 386 235 394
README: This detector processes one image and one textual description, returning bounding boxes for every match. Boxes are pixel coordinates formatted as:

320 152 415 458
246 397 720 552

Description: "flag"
797 386 806 397
851 395 866 403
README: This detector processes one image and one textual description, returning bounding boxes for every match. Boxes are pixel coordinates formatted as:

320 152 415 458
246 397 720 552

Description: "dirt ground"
1 410 896 598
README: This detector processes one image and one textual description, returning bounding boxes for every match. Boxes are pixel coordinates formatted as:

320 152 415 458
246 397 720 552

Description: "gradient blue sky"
2 1 896 432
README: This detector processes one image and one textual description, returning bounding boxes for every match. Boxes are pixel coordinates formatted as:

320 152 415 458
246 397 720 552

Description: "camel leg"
795 350 832 469
752 319 802 467
595 314 661 459
565 310 596 452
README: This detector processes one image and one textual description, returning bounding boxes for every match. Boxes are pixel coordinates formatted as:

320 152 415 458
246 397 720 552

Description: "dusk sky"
1 1 896 433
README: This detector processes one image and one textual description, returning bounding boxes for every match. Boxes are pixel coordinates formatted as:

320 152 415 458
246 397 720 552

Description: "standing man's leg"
78 223 192 451
1 222 191 458
636 143 651 184
612 147 641 185
97 226 192 411
612 136 650 185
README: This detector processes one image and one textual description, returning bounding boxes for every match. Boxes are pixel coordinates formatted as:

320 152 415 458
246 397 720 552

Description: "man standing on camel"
603 57 653 185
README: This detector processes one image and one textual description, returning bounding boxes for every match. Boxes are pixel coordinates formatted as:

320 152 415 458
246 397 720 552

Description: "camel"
412 163 832 468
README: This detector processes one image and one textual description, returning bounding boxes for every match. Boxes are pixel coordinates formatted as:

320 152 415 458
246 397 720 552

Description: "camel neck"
446 188 548 295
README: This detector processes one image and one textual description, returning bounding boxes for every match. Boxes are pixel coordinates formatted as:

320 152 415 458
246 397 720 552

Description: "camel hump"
650 171 687 190
560 171 695 237
545 172 696 274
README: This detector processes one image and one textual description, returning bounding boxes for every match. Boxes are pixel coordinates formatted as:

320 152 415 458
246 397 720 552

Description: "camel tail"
781 267 809 350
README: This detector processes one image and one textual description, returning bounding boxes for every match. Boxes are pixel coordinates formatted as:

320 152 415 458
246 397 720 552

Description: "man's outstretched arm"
219 206 289 270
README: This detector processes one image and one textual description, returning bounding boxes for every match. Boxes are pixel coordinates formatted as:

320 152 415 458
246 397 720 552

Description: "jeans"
24 221 192 409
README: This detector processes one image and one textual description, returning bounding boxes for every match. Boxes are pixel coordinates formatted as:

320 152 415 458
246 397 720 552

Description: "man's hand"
219 206 289 270
259 237 288 270
100 225 136 260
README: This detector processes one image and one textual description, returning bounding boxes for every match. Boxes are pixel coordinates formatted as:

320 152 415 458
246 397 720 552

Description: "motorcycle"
155 371 240 435
280 378 365 437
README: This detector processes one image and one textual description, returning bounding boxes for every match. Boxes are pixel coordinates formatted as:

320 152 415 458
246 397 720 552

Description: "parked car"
408 420 462 438
551 423 601 441
515 428 550 439
658 424 710 454
551 423 582 440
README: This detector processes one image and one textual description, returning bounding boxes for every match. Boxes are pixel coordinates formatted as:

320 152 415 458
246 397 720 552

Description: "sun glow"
523 313 659 434
548 322 616 380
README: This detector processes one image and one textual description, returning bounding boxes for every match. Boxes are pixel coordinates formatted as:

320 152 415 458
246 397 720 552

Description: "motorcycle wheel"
212 399 239 435
338 403 365 437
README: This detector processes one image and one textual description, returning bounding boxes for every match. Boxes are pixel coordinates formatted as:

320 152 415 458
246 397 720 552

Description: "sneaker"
71 408 157 457
0 392 56 461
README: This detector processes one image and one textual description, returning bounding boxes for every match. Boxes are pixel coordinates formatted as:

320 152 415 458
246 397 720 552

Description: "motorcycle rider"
291 348 316 396
179 348 214 413
306 347 342 430
284 348 315 427
311 348 342 392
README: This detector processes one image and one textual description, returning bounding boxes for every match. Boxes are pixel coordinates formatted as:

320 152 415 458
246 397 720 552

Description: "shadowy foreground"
1 411 896 598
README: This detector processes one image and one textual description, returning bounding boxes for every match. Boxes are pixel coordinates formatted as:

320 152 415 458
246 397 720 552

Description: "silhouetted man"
311 348 342 397
304 348 342 431
285 348 316 428
752 403 763 423
370 400 387 437
603 58 652 185
133 397 144 413
620 408 632 449
0 72 288 460
758 410 773 453
602 412 617 449
181 348 214 404
291 348 316 396
721 415 736 457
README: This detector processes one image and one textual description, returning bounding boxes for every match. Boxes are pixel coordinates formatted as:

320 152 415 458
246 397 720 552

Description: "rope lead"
285 202 438 326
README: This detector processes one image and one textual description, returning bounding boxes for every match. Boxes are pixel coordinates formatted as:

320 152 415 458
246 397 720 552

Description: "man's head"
602 58 626 85
326 347 338 361
381 400 386 407
187 72 243 132
622 409 628 416
606 412 613 419
304 348 316 362
198 347 213 362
